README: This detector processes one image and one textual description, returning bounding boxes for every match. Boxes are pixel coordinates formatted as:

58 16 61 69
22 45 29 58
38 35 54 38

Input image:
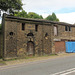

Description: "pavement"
0 53 75 66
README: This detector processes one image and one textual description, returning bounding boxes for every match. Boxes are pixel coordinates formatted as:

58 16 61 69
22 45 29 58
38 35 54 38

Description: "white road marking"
51 68 75 75
61 70 75 75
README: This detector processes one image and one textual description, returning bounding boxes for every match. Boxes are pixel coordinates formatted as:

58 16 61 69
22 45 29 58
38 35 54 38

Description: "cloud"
1 0 75 24
56 12 75 24
40 12 75 24
22 0 75 14
41 13 49 18
22 0 75 24
0 12 75 24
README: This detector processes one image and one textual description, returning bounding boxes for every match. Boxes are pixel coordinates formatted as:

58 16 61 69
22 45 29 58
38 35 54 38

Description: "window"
65 26 68 31
65 26 71 31
35 25 38 31
22 23 25 30
45 33 48 39
69 26 71 31
54 26 58 36
9 32 13 36
45 33 48 37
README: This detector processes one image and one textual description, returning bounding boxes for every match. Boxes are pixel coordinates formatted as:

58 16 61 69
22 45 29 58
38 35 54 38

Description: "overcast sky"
22 0 75 24
0 0 75 24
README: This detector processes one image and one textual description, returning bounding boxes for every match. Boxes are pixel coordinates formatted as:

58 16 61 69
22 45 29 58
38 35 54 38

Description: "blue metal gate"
66 41 75 53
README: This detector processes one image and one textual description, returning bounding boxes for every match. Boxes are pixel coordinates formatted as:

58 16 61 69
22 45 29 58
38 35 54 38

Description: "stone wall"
52 24 75 54
3 16 75 58
54 25 75 40
5 21 17 57
17 23 52 57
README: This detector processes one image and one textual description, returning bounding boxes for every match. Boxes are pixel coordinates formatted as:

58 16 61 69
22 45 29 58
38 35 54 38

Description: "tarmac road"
0 54 75 75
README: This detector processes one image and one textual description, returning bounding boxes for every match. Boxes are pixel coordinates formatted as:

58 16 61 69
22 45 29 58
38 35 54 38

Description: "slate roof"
4 14 75 26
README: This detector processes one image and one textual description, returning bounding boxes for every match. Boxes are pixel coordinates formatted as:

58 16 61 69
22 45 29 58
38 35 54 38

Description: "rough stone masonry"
1 13 75 59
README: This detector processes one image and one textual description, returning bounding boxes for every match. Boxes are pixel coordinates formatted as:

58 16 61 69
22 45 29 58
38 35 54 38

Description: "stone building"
1 14 75 59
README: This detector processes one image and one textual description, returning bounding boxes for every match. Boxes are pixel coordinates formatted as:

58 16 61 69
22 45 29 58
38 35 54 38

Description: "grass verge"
0 54 57 66
5 54 57 61
0 59 6 66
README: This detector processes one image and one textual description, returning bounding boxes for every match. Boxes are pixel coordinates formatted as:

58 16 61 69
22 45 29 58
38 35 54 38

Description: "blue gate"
66 41 75 53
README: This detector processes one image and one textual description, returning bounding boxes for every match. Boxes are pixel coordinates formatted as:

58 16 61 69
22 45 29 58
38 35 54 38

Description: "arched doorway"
27 41 34 56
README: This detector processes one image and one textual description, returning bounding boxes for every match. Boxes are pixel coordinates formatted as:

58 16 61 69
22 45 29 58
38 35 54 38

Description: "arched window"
27 33 34 36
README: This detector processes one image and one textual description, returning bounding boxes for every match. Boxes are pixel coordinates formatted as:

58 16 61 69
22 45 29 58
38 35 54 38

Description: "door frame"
27 41 35 56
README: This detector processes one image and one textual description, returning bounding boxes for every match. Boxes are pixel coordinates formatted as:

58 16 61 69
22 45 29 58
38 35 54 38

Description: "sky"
22 0 75 24
0 0 75 24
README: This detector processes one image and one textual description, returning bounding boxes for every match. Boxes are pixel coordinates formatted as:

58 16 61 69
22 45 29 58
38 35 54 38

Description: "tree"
14 10 28 18
0 0 23 14
28 12 43 19
14 11 43 19
46 13 59 21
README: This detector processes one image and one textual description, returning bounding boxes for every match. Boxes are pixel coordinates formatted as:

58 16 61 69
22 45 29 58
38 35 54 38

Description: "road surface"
0 54 75 75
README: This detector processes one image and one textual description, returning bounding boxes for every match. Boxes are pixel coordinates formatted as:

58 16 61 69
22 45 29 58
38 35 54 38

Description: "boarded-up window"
54 26 58 36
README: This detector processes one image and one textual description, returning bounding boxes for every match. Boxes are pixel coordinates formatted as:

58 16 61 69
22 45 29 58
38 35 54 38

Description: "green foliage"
28 12 43 19
14 11 43 19
14 10 59 21
46 13 59 21
0 0 23 13
0 61 6 65
14 10 28 18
